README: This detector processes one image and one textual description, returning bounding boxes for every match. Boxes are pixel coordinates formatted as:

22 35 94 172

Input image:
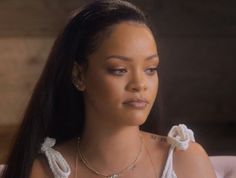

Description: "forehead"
89 21 158 62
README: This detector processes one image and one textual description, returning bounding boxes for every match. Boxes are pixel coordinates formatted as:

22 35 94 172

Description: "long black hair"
2 0 158 177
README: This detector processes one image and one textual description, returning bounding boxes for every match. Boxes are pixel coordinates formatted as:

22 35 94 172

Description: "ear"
72 62 86 91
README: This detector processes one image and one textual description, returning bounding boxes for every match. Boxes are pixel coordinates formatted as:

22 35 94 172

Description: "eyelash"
108 67 158 76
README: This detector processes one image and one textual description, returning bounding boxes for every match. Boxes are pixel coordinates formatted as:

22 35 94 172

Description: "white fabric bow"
40 137 71 178
161 124 195 178
167 124 195 150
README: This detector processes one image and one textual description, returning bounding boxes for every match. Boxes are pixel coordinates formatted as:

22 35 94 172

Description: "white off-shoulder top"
40 124 195 178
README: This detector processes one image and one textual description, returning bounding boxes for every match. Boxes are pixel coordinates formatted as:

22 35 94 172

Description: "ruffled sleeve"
40 137 71 178
161 124 195 178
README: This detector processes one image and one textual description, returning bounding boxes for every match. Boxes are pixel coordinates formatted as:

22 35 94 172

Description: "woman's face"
80 21 159 127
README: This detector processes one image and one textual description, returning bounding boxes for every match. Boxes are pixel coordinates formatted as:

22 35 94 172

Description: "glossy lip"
123 97 149 109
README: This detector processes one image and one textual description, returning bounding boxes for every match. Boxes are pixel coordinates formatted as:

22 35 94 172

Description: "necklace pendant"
108 174 119 178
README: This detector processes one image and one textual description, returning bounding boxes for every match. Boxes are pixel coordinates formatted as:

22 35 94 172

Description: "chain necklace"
76 135 143 178
143 140 158 178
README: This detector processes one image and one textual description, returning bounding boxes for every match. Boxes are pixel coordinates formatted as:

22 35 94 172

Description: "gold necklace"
76 136 143 178
143 140 158 178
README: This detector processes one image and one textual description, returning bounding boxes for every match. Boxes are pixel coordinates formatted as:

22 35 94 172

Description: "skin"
81 22 159 129
30 22 216 178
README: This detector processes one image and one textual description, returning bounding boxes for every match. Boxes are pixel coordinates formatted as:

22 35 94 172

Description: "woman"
2 0 216 178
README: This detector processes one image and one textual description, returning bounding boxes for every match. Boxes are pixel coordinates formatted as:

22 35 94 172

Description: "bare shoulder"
30 137 77 178
173 142 217 178
142 131 170 153
141 131 170 151
30 155 53 178
54 137 77 161
141 131 170 176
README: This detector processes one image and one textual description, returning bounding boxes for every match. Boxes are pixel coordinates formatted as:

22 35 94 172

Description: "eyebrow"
104 54 159 61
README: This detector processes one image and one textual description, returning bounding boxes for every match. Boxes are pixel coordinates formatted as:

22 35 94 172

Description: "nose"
126 72 147 92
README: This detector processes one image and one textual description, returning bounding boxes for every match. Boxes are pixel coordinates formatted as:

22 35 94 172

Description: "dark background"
141 0 236 155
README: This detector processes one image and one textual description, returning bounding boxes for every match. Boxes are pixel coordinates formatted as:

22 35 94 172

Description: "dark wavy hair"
2 0 159 177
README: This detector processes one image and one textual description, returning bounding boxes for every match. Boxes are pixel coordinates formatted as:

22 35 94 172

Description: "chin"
123 114 148 127
115 105 150 126
129 119 146 127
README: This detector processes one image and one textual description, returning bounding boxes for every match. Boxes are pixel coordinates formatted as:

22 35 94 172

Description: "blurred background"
0 0 235 163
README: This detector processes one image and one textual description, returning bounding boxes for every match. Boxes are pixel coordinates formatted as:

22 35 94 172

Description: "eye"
145 67 158 75
108 68 127 76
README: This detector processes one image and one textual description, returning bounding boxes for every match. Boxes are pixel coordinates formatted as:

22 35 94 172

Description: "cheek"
147 75 158 98
86 70 124 102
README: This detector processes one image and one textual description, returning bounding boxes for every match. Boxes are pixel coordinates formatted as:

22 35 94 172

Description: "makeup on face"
104 54 159 76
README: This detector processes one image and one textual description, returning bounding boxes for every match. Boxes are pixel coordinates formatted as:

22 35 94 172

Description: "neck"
79 121 142 173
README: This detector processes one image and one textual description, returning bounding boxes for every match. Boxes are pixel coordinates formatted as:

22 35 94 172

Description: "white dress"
40 124 195 178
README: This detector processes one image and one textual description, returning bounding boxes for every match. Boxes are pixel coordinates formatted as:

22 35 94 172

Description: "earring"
74 80 85 91
72 62 85 91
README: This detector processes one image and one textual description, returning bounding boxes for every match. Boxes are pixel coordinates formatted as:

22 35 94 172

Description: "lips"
123 97 149 109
